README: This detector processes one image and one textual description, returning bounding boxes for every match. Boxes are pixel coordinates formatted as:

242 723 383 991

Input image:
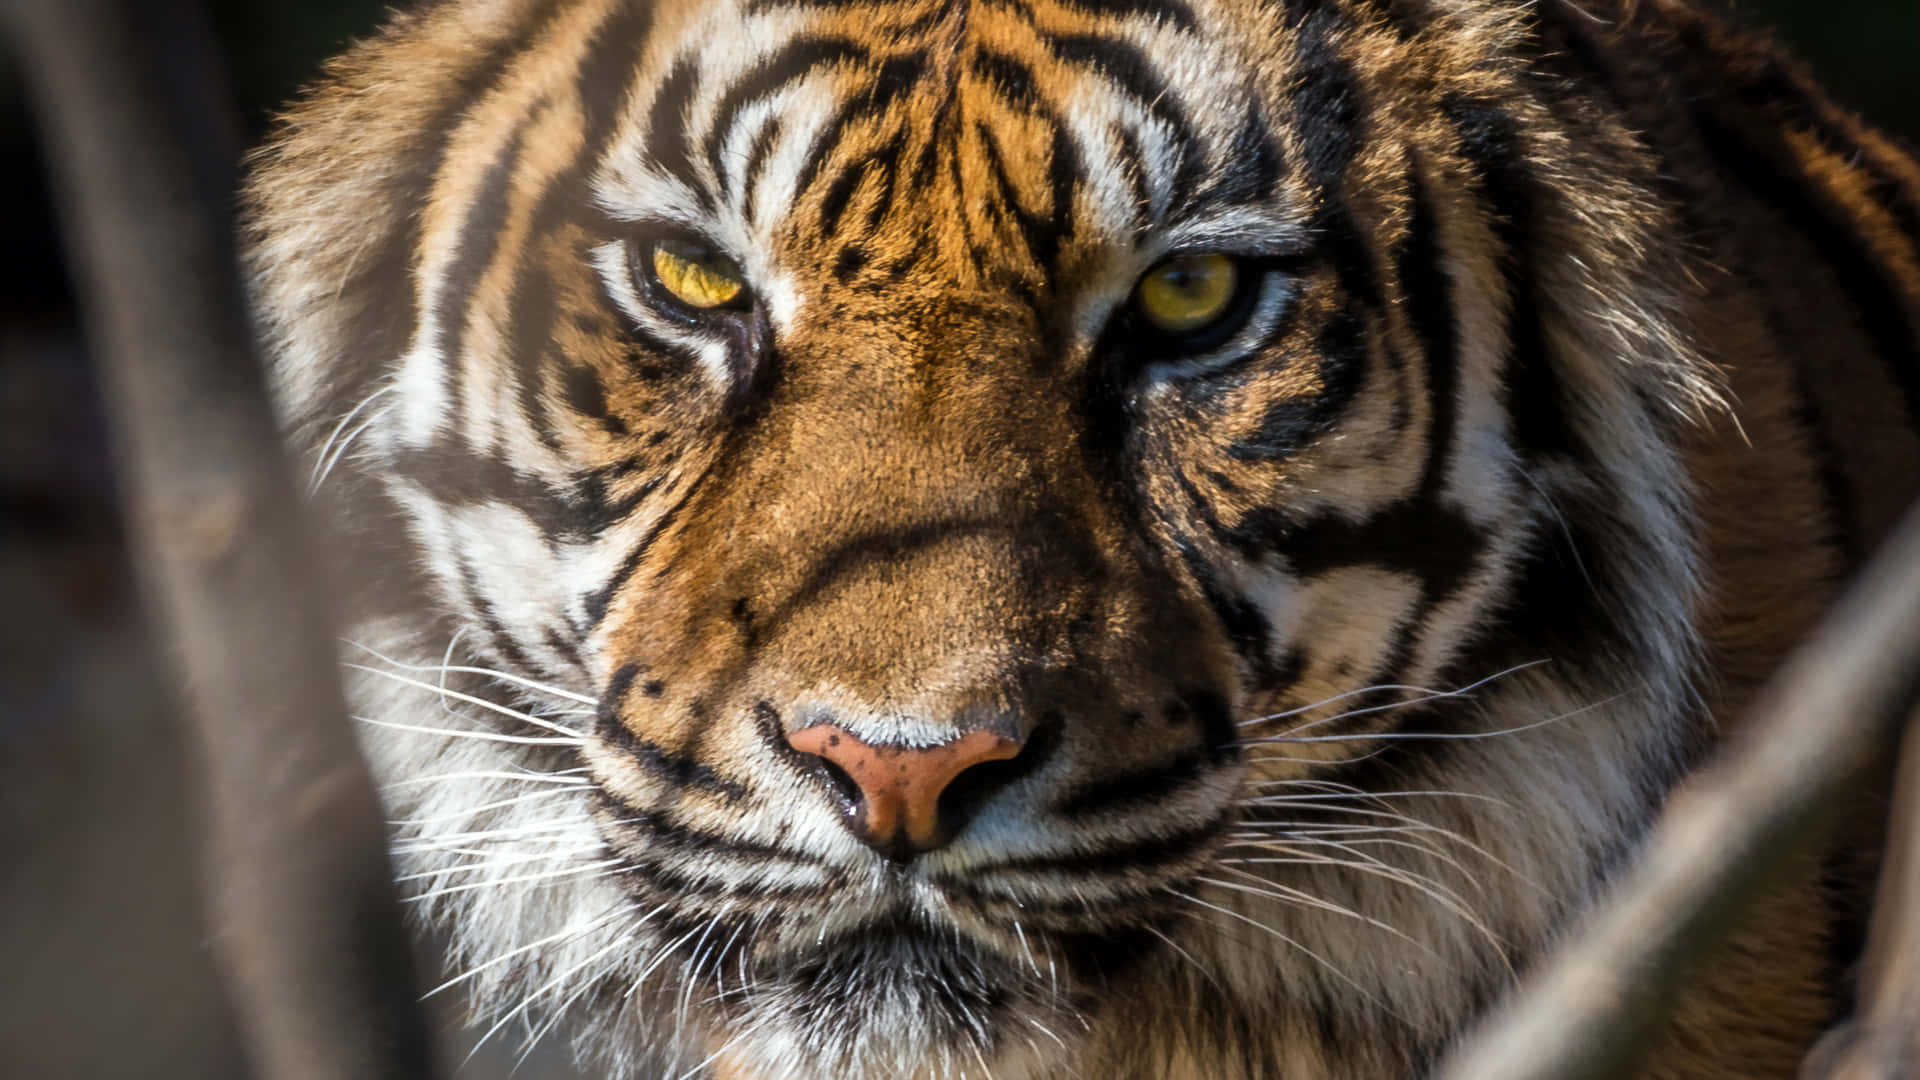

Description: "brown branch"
1437 502 1920 1080
1 1 438 1076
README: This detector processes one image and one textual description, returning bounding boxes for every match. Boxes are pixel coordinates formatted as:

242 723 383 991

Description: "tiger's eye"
1135 253 1239 335
651 239 746 310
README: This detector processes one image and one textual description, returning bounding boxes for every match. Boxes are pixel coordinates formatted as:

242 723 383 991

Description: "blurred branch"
1802 709 1920 1080
1436 501 1920 1080
0 1 436 1077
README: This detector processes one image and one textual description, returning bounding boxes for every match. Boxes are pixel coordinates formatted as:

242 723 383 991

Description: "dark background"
0 1 1914 1077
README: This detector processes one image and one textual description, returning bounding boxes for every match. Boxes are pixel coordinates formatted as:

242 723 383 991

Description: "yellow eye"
1134 253 1240 335
650 239 746 310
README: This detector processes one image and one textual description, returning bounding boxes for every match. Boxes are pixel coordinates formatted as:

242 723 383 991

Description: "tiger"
240 0 1920 1075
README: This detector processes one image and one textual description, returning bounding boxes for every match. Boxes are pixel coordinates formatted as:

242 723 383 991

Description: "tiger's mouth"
706 911 1138 1072
753 915 1024 1009
592 801 1192 1061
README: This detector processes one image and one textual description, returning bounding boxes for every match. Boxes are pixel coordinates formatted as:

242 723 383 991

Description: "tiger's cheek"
1125 212 1532 734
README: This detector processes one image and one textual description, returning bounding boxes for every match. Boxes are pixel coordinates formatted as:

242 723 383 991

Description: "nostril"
935 710 1064 836
808 752 863 813
934 756 1016 834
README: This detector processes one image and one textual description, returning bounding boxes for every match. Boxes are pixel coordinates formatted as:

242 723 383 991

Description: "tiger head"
246 0 1726 1076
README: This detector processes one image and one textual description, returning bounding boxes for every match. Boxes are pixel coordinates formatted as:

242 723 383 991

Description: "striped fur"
243 0 1920 1076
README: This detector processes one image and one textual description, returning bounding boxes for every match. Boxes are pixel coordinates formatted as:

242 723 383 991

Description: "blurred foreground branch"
2 1 437 1077
1439 503 1920 1080
1803 710 1920 1080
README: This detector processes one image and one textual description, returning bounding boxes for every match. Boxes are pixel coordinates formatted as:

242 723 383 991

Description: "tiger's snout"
787 723 1027 859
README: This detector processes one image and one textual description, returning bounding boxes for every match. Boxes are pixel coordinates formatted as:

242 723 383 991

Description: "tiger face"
243 0 1875 1076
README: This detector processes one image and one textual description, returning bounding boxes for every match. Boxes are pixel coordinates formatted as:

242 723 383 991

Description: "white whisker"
1242 693 1619 747
343 638 596 705
308 385 393 493
465 933 638 1068
1194 870 1435 957
405 859 624 903
1236 660 1548 728
347 663 588 738
424 908 627 999
1233 796 1541 890
1242 786 1511 808
384 769 590 790
390 786 583 826
1167 887 1385 1009
1142 917 1221 994
1214 841 1509 960
357 715 582 747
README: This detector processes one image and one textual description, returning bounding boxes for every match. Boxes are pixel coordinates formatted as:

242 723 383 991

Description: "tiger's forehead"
590 0 1311 313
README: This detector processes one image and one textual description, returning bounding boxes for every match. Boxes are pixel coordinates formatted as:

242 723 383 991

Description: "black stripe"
1285 4 1363 193
583 467 711 626
590 797 834 879
1227 299 1367 461
1692 100 1920 436
862 132 906 231
1111 123 1153 231
741 0 879 12
458 554 536 673
392 445 594 541
972 117 1078 274
1314 199 1383 308
600 661 643 720
501 3 656 455
1057 698 1235 818
596 720 749 801
543 625 586 673
1440 93 1583 462
792 50 929 204
1168 523 1290 689
562 363 625 435
968 47 1043 112
511 285 564 451
833 245 869 281
434 116 534 437
740 116 785 224
1224 497 1483 605
817 162 866 239
1400 168 1459 500
1694 24 1920 250
1045 32 1201 209
309 0 568 439
1200 104 1286 207
951 818 1228 881
1055 0 1196 32
645 58 707 203
576 467 666 526
704 36 870 182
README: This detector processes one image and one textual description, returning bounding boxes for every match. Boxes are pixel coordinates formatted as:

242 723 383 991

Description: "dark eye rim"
626 229 756 327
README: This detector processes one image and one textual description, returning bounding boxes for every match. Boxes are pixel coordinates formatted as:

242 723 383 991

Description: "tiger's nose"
788 724 1024 859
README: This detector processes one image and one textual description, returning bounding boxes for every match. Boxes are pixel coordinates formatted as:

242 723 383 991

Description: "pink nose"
788 724 1023 858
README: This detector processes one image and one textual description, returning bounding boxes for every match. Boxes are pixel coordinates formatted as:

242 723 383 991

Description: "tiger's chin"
699 917 1100 1080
